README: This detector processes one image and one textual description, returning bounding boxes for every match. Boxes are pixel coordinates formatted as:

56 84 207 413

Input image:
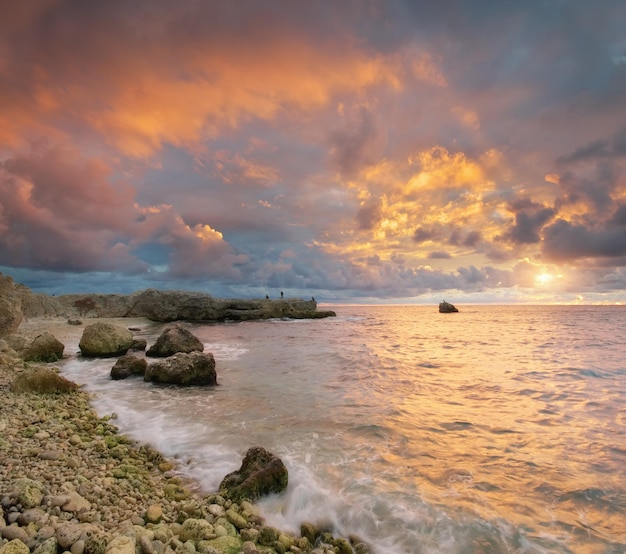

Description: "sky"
1 0 626 304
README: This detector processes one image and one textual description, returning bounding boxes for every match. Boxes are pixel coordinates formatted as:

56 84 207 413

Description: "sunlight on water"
58 306 626 553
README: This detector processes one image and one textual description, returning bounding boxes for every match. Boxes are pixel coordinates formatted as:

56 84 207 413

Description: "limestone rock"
105 536 135 554
0 539 30 554
219 447 288 502
0 274 23 338
144 504 162 524
60 491 91 514
56 523 84 549
146 325 204 357
12 478 44 509
10 367 78 394
144 352 217 386
178 519 214 542
23 332 65 362
79 322 134 357
110 354 147 380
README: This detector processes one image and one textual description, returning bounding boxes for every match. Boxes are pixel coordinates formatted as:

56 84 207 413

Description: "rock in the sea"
438 300 459 313
219 446 288 502
146 325 204 357
23 332 65 363
79 322 134 357
110 354 147 380
10 367 78 394
144 351 217 386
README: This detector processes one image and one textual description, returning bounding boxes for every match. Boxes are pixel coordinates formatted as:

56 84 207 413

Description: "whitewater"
58 304 626 553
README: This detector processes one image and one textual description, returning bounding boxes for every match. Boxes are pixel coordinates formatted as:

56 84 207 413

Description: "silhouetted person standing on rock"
280 291 284 299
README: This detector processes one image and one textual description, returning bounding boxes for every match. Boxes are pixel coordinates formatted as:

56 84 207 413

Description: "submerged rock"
219 446 288 502
110 354 147 380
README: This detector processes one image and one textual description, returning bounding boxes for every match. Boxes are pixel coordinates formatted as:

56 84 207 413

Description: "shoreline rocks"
0 364 369 554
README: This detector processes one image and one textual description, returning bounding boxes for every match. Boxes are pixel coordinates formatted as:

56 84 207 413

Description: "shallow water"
58 305 626 553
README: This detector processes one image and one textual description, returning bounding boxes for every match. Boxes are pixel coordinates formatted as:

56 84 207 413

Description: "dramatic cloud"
1 0 625 303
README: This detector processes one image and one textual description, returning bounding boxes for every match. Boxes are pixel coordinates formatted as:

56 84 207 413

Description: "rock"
105 536 135 554
1 526 29 543
61 491 91 513
16 508 48 527
22 332 65 362
146 325 204 357
10 367 79 394
56 523 85 549
241 542 259 554
32 537 58 554
130 339 147 351
0 539 30 554
333 537 353 554
0 274 23 338
257 526 279 546
179 519 214 542
144 352 217 386
225 508 248 530
12 478 44 509
144 504 163 524
79 322 134 357
300 522 318 545
219 447 288 502
110 354 147 380
438 300 459 313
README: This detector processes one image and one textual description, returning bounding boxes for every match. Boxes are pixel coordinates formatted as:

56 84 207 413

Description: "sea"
57 304 626 554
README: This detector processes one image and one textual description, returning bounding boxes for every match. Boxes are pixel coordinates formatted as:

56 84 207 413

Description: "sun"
536 272 553 285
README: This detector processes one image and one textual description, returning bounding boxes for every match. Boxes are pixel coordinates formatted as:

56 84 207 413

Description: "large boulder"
23 332 65 362
79 322 134 357
144 351 217 386
219 446 288 502
10 367 79 394
146 325 204 357
110 354 148 380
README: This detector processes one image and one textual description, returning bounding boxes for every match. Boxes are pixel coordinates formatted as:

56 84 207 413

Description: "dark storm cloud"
542 219 626 261
557 127 626 164
502 198 556 245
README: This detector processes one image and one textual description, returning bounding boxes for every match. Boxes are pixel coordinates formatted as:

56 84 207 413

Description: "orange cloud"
0 7 410 159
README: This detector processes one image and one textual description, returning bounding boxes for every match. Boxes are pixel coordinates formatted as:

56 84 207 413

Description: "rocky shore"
0 275 368 554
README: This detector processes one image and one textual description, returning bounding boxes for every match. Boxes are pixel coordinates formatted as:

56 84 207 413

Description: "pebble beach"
0 317 366 554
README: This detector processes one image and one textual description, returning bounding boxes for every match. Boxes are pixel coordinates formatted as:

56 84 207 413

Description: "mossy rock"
205 536 242 554
10 367 78 394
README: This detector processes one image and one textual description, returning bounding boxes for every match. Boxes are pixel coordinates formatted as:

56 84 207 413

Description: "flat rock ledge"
0 360 369 554
24 289 336 323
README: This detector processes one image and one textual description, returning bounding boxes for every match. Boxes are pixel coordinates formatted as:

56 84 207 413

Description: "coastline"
1 317 366 554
